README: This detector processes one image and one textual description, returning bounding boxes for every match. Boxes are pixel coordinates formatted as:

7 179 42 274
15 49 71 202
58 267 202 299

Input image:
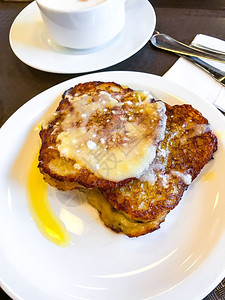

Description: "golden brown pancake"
38 81 167 190
93 104 218 237
38 81 217 238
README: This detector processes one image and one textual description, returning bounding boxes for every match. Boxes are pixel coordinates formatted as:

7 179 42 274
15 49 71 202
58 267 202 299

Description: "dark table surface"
0 0 225 299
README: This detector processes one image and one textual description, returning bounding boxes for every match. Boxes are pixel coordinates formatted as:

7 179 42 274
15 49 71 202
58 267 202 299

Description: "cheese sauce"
56 91 167 181
27 153 70 247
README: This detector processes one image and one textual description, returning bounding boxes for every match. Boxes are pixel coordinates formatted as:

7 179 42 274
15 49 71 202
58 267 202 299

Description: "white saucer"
9 0 156 74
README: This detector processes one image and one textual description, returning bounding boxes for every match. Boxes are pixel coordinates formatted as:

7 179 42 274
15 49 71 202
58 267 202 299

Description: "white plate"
9 0 156 74
0 71 225 300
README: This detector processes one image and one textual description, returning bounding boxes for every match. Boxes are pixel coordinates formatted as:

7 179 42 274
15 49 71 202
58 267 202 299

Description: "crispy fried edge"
38 81 139 190
100 104 218 222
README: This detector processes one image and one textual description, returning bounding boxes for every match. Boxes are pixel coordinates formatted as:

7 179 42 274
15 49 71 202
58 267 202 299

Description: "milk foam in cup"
35 0 126 49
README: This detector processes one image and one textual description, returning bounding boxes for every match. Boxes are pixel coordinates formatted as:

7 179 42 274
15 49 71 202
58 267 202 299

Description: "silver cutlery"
150 32 225 87
191 42 225 57
151 32 225 62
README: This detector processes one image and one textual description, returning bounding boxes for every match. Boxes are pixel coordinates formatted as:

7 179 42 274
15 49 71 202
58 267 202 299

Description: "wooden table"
0 1 224 299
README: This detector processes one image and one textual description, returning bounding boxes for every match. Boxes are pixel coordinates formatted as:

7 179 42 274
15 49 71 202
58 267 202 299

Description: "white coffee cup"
36 0 126 49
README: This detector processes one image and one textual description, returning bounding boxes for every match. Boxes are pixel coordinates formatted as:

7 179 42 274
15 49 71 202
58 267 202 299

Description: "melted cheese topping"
180 124 211 143
170 171 192 185
56 91 167 181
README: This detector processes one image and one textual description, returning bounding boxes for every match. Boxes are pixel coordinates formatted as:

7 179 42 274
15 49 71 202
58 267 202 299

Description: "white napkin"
163 34 225 112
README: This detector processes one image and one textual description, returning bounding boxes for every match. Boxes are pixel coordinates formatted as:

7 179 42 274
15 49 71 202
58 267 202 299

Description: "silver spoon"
151 33 225 63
